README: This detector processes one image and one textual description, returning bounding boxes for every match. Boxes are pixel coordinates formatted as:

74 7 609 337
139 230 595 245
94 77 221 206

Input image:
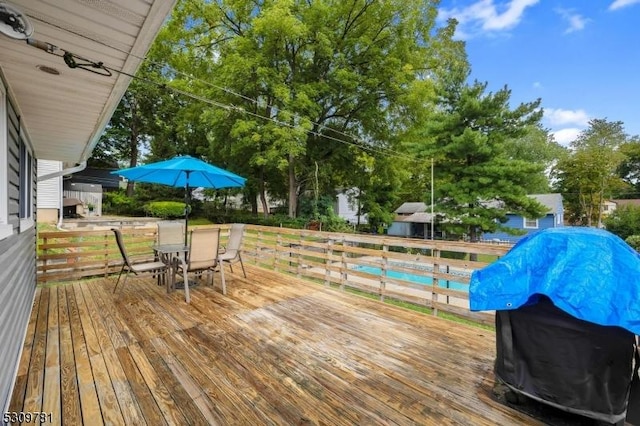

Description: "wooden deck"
9 265 541 425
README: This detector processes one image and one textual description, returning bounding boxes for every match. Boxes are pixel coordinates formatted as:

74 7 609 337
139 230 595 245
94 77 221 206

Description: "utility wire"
25 14 424 165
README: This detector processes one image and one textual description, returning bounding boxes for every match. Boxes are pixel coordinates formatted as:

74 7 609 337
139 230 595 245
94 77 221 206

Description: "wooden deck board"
67 285 104 426
10 264 545 425
22 287 49 416
42 287 61 422
78 283 148 425
8 287 41 414
73 283 125 426
59 285 82 425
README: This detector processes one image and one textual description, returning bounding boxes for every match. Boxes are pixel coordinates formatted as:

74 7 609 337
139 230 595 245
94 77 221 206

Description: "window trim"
19 135 34 232
0 83 11 239
523 217 539 229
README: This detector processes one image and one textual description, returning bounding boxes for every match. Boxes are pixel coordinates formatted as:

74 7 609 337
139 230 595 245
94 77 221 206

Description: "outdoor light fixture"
0 2 33 40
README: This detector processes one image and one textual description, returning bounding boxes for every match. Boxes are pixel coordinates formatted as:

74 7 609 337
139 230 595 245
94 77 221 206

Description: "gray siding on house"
0 92 37 412
7 97 20 229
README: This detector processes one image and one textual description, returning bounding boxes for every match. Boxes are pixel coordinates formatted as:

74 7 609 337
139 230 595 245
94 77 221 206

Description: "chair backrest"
157 221 185 246
226 223 246 254
188 228 221 270
111 228 133 268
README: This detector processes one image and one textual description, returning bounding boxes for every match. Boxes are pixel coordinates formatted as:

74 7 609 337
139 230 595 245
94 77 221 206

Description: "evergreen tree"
416 76 547 241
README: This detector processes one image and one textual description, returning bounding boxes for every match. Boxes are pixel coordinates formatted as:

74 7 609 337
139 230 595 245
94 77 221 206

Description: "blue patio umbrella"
112 155 246 244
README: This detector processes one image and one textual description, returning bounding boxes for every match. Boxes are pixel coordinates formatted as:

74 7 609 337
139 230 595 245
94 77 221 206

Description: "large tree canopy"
100 0 640 238
152 0 465 217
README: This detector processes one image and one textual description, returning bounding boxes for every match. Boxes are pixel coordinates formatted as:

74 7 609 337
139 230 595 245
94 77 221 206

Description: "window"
0 83 11 239
523 217 538 229
19 138 34 231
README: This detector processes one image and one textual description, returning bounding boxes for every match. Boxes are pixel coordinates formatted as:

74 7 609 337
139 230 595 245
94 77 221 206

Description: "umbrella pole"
184 173 190 246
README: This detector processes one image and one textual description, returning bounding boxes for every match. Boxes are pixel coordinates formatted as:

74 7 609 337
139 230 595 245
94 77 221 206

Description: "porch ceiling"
0 0 176 166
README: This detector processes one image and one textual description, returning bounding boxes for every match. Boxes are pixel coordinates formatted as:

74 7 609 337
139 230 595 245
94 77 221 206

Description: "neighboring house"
388 194 563 242
38 163 108 222
613 199 640 209
334 188 368 224
0 0 176 413
388 202 438 238
601 200 617 217
36 160 63 223
482 193 564 243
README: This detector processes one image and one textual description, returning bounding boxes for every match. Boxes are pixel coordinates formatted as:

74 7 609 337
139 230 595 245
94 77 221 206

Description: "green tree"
617 136 640 198
93 59 179 196
414 77 547 242
155 0 464 218
93 79 149 196
604 204 640 240
554 119 629 226
503 125 567 193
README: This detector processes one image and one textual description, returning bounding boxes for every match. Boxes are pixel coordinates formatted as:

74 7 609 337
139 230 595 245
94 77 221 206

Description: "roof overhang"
0 0 176 167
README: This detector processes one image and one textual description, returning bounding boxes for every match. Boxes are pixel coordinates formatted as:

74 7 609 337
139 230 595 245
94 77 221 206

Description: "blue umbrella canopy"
111 155 246 189
112 155 246 245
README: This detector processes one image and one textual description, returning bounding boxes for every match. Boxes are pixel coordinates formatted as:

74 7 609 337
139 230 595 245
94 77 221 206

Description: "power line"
25 14 424 165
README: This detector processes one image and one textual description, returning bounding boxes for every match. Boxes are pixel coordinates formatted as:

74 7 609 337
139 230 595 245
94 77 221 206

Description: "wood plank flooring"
9 265 542 425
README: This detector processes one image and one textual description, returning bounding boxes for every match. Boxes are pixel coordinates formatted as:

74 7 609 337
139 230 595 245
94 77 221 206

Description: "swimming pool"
353 265 468 292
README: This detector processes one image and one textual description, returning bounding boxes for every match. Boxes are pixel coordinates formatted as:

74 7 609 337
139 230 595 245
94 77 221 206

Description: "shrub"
102 190 145 216
625 235 640 251
144 201 186 219
604 205 640 240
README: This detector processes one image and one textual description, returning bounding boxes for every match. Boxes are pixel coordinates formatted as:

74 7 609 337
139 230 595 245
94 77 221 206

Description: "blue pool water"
353 265 468 292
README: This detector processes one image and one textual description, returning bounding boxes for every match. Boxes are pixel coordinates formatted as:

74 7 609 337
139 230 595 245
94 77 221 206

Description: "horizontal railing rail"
37 224 510 324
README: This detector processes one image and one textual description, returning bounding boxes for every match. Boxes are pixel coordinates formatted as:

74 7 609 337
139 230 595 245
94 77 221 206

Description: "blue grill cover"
470 227 640 334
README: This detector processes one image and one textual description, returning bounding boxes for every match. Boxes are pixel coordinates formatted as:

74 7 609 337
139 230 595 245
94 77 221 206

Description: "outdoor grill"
470 227 640 425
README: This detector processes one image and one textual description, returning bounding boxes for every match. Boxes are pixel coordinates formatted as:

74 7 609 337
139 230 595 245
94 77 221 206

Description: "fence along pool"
35 224 509 324
241 225 510 324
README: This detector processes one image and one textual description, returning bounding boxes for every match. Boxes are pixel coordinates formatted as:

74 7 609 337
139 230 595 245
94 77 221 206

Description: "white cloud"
532 81 543 89
544 108 590 127
553 128 582 146
555 8 590 34
438 0 539 38
609 0 640 11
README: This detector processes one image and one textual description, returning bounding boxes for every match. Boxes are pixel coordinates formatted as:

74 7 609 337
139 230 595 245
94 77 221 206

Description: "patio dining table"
152 244 191 303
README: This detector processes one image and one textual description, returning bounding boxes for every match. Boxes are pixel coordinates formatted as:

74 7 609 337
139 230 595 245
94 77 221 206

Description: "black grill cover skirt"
495 296 636 424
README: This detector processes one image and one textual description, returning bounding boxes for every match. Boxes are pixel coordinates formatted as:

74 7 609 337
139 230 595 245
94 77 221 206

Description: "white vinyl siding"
37 160 62 209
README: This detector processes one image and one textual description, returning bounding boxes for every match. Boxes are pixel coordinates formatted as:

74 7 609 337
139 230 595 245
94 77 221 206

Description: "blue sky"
437 0 639 145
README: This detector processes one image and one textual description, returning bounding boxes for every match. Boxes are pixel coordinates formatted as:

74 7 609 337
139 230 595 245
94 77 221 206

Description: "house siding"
388 221 412 237
37 160 62 208
334 190 367 224
38 160 62 223
0 90 37 412
483 214 558 242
